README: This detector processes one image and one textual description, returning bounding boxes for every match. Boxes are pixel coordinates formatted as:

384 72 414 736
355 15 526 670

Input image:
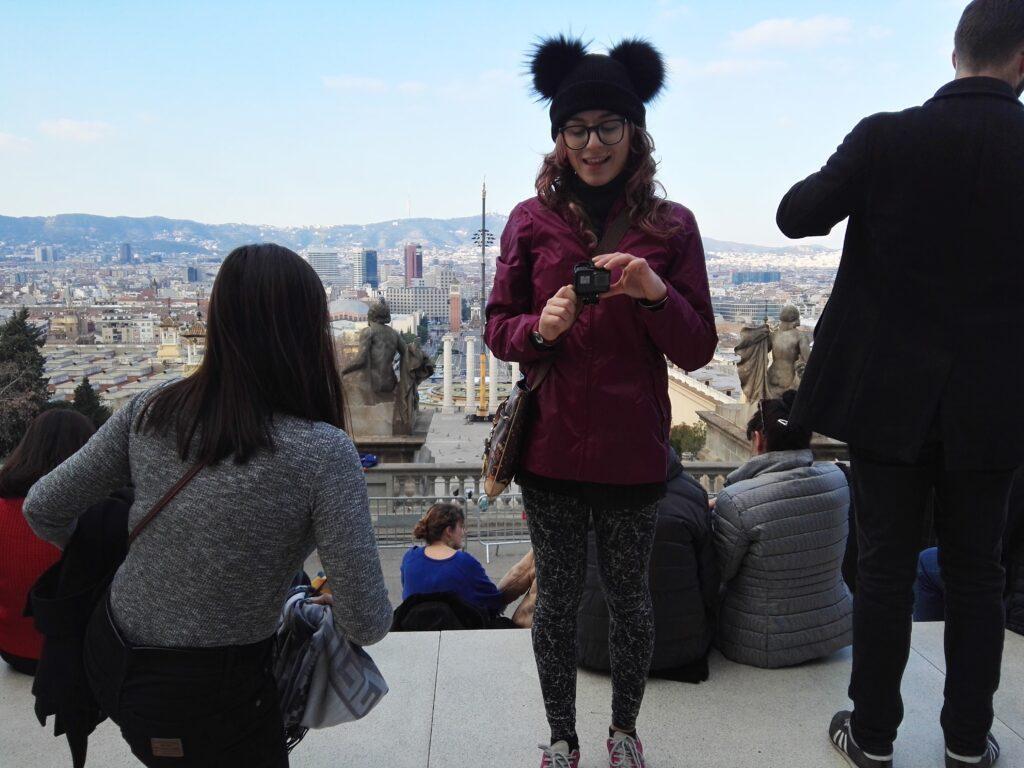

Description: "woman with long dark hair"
0 409 96 675
484 36 717 768
24 244 392 767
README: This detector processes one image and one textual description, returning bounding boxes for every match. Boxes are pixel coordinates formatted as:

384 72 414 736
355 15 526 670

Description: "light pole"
471 180 495 418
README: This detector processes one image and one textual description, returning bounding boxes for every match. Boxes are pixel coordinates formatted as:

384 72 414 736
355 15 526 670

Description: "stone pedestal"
342 375 434 463
697 402 848 464
351 411 434 463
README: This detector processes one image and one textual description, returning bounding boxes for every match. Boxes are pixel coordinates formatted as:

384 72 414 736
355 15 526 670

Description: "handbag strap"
127 462 204 546
526 209 632 391
594 208 631 258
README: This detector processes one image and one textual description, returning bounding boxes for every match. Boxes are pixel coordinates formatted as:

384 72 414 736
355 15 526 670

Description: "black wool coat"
778 78 1024 470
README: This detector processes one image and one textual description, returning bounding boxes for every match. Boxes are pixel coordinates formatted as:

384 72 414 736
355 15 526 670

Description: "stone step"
1 624 1021 767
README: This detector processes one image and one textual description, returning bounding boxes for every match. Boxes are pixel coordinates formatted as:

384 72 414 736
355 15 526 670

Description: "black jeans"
84 598 288 768
848 443 1013 757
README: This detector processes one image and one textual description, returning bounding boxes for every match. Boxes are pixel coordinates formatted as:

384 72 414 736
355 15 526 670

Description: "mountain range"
0 213 835 258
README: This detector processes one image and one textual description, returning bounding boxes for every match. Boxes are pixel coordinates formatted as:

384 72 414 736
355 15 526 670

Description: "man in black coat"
576 449 718 683
776 3 1024 767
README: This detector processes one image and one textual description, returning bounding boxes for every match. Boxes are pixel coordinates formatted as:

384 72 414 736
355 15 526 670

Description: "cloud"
39 118 112 143
669 57 785 80
322 75 388 93
0 132 31 151
396 81 428 94
729 16 853 51
656 0 690 20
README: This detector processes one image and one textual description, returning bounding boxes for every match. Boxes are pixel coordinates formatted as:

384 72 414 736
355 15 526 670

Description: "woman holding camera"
484 36 716 768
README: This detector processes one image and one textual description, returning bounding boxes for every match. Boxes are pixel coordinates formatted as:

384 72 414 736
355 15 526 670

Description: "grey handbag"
274 585 389 750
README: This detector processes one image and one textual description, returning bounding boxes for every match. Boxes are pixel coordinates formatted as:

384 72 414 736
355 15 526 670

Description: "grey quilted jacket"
712 450 852 668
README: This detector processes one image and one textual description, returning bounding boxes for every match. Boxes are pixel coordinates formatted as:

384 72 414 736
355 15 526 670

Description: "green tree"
417 316 429 345
669 421 707 458
72 376 111 427
0 308 49 456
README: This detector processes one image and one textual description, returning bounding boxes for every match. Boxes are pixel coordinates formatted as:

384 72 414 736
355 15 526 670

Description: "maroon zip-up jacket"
485 196 717 486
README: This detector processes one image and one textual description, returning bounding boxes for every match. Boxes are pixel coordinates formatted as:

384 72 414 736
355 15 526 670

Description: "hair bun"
530 34 589 101
608 38 665 103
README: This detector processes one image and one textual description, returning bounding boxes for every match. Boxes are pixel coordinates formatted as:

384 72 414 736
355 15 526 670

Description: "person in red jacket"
484 36 716 768
0 409 95 674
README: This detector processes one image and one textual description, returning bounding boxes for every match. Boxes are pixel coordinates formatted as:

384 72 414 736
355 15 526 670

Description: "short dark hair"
745 390 812 453
955 0 1024 69
413 502 465 544
0 409 95 498
138 243 345 465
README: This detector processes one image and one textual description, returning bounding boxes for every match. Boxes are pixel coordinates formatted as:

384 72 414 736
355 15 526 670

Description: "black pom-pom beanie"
529 36 666 140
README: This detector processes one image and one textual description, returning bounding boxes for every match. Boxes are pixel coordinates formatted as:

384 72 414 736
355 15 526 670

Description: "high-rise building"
34 245 58 262
354 249 379 289
119 243 133 264
306 251 341 285
404 243 423 288
382 284 447 320
732 270 781 285
427 266 458 293
185 266 201 283
449 286 462 333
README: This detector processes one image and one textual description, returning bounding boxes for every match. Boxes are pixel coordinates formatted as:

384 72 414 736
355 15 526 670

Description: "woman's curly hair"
535 125 681 249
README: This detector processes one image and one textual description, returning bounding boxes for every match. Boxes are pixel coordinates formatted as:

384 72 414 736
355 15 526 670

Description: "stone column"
510 361 521 384
488 349 499 414
465 336 476 414
442 334 454 414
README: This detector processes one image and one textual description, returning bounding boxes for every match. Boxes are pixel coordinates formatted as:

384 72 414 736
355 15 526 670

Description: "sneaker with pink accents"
607 731 645 768
538 741 580 768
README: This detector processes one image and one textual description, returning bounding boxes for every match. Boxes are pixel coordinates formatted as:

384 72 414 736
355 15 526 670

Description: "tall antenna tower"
472 179 495 417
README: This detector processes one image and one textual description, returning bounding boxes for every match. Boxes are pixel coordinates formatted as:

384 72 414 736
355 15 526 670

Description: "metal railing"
368 493 528 562
365 461 741 554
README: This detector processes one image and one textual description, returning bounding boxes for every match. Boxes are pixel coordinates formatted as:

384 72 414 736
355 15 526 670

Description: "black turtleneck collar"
568 171 628 238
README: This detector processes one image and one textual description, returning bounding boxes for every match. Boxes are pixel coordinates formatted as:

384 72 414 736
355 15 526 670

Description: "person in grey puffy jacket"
712 391 852 668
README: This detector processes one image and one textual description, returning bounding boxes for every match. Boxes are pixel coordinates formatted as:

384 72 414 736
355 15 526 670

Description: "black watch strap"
637 293 669 311
531 329 554 348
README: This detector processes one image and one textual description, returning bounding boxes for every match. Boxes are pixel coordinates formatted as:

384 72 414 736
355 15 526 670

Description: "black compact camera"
573 261 612 305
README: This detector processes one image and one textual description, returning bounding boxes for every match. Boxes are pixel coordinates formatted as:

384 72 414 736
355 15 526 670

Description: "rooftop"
2 623 1021 767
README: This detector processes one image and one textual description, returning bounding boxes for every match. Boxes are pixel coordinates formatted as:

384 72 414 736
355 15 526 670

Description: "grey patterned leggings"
523 487 658 747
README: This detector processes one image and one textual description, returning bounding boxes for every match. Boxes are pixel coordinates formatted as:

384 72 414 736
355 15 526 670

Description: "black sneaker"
946 734 1000 768
829 711 893 768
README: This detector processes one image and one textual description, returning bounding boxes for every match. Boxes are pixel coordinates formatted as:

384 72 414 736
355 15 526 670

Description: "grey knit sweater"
23 389 393 649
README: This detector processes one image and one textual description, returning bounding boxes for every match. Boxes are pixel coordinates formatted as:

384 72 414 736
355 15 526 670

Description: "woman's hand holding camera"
592 252 668 303
537 284 579 343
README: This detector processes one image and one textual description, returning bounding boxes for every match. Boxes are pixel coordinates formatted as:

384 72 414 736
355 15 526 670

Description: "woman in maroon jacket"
485 36 716 768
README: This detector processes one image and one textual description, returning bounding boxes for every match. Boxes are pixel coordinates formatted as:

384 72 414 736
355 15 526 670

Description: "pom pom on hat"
530 35 589 101
609 38 665 103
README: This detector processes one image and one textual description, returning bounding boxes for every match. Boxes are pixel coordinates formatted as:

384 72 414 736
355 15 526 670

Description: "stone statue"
735 305 811 403
396 341 435 433
341 301 435 436
342 302 406 394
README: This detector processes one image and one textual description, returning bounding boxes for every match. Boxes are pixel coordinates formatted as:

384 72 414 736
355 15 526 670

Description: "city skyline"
2 1 974 246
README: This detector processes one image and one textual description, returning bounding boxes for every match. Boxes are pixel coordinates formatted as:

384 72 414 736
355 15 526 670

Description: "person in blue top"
401 502 510 614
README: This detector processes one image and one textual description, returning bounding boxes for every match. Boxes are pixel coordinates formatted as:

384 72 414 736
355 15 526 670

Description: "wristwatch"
637 293 669 311
531 329 554 348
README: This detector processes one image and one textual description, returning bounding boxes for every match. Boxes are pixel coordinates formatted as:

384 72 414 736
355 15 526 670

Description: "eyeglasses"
559 118 628 151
